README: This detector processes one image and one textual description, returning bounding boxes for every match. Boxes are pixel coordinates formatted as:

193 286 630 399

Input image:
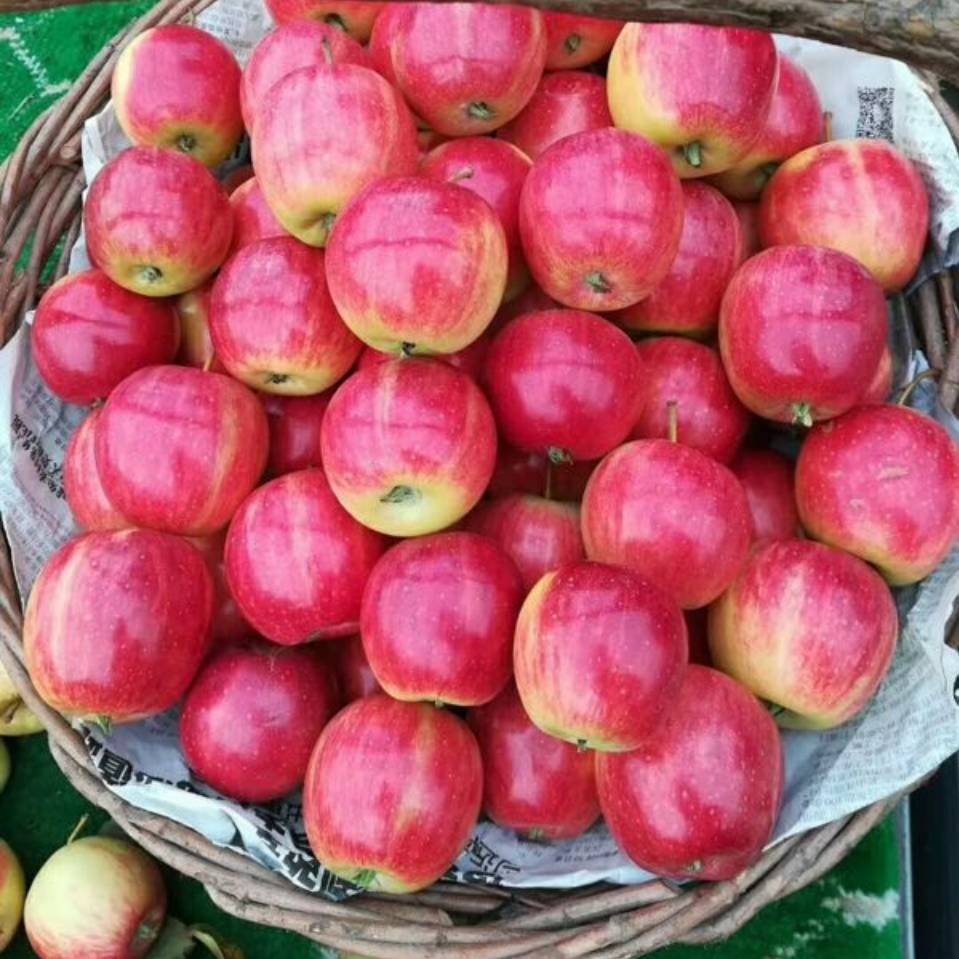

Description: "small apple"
733 201 761 260
357 333 490 382
263 392 330 475
32 269 178 405
608 24 778 177
303 695 482 893
24 837 166 959
596 665 783 880
112 24 242 168
174 279 220 371
84 147 232 297
519 128 683 310
709 539 898 728
225 469 386 645
327 636 381 703
265 0 384 41
24 530 214 725
64 408 128 531
542 12 622 71
759 138 929 292
181 642 337 802
96 365 268 536
861 344 894 403
483 309 642 462
719 245 888 425
729 448 799 545
514 560 687 751
320 359 497 536
0 840 24 952
498 71 612 161
582 439 752 609
188 531 253 646
613 181 742 337
467 683 599 841
227 177 286 256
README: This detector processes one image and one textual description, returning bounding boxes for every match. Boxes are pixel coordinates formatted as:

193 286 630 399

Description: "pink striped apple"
327 636 381 703
357 333 490 382
265 0 384 41
263 392 330 475
187 531 253 646
861 344 895 403
174 279 222 372
64 409 128 531
227 177 285 256
542 12 623 70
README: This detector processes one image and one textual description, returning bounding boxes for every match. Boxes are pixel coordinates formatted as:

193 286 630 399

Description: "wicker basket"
1 2 959 955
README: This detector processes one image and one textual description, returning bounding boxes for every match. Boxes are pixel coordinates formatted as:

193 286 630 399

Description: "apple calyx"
576 738 588 753
584 271 612 295
791 402 814 428
401 341 417 357
681 141 703 169
93 714 114 737
176 133 198 155
317 212 337 245
467 102 495 121
380 484 420 506
264 372 290 385
323 12 348 32
564 33 582 54
138 265 164 287
683 859 704 875
547 446 574 466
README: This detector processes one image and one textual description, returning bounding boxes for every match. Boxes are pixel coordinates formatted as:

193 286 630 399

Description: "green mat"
0 4 905 957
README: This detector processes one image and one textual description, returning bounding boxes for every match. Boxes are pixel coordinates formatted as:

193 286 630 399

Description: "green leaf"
144 918 196 959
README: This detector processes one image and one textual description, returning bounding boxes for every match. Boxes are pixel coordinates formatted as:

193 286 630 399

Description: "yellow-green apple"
327 636 381 703
0 841 25 952
0 660 44 737
759 139 929 292
719 245 887 426
499 71 612 161
32 270 178 406
96 365 268 536
112 24 242 168
518 128 683 310
265 0 383 41
613 181 742 337
360 532 523 706
582 439 751 608
357 333 491 381
710 56 823 200
608 24 778 178
596 665 783 880
174 279 222 371
467 493 583 591
542 12 622 71
420 138 531 302
181 641 337 802
321 359 496 536
468 682 599 841
730 448 799 545
187 531 253 646
487 445 595 501
252 63 418 246
303 695 482 892
733 200 761 260
24 530 214 725
514 560 687 751
630 337 750 463
709 539 898 728
84 147 233 296
388 3 547 136
861 344 894 403
227 177 285 256
241 20 369 132
24 837 166 959
326 177 507 354
483 309 642 462
225 469 386 645
796 404 959 585
263 393 330 475
64 409 128 531
210 237 361 394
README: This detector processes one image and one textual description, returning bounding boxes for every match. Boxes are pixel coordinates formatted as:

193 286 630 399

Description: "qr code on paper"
856 86 895 141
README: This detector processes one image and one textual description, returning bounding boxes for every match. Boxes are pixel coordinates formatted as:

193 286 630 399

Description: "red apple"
304 695 482 892
227 177 285 256
760 138 929 292
733 201 761 260
519 128 683 310
225 469 386 645
24 530 214 724
174 279 223 372
327 636 381 703
360 532 522 706
719 245 887 425
357 333 490 381
326 177 507 355
64 409 128 531
542 12 622 71
596 665 783 880
613 181 742 337
487 445 595 501
263 393 330 476
24 838 166 959
498 71 612 162
210 237 361 394
188 531 253 646
729 448 799 545
861 344 894 403
796 404 959 585
420 137 531 301
710 56 823 200
112 24 242 168
467 494 584 591
265 0 383 41
582 439 751 609
629 337 750 464
366 2 407 86
709 539 898 727
389 3 547 136
32 269 178 406
84 147 232 297
321 359 497 536
467 683 599 841
514 560 687 751
252 63 418 246
608 24 778 178
484 309 642 462
181 642 337 802
96 365 268 536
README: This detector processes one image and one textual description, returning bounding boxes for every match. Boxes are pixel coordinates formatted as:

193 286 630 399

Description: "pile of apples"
18 0 959 901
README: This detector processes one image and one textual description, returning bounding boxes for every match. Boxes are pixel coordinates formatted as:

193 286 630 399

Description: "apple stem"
584 271 612 295
449 167 475 183
548 446 573 466
319 36 334 65
896 368 939 406
666 400 679 444
791 402 814 428
433 700 445 709
564 33 582 54
401 341 416 358
823 110 834 142
66 813 90 846
324 12 348 32
0 698 20 724
526 828 548 842
682 141 703 168
176 133 198 155
202 353 215 374
467 102 494 121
